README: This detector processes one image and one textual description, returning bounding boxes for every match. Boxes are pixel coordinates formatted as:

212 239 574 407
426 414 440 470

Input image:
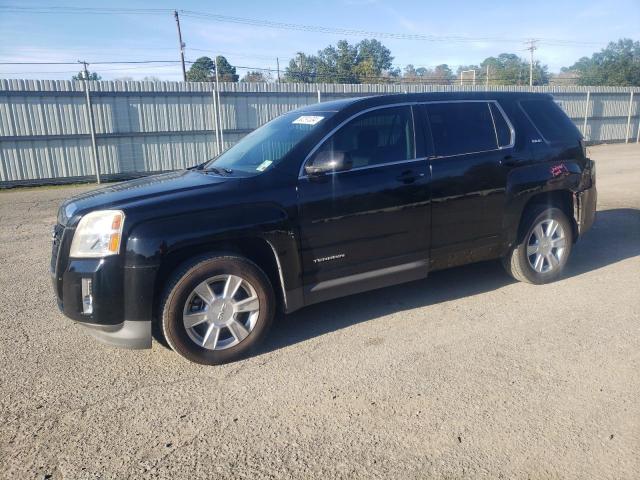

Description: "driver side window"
307 106 415 173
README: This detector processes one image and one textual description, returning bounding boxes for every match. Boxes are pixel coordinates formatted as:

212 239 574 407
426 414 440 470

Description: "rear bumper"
576 184 597 235
575 159 597 236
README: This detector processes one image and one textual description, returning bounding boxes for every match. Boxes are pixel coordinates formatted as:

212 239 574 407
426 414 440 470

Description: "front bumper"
82 320 151 349
51 226 157 349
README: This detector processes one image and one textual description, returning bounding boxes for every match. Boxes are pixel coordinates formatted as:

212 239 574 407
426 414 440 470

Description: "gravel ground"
1 143 639 479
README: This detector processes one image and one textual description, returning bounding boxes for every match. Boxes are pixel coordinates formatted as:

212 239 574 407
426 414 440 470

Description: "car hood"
58 170 231 225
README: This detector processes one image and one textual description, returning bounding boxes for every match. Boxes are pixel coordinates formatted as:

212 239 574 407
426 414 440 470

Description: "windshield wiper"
187 162 206 170
205 166 233 176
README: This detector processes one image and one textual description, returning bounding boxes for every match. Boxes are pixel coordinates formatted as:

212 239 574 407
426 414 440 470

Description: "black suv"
51 92 597 365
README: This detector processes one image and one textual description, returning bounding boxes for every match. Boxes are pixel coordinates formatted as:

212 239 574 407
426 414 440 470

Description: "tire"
502 205 573 284
159 254 275 365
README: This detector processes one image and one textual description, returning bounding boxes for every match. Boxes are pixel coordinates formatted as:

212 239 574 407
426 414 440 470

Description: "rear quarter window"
519 99 581 143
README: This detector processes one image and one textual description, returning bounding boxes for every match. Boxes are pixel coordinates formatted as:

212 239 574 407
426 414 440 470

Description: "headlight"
70 210 125 258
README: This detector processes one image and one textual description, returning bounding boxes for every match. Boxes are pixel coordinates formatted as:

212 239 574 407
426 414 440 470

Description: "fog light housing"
81 278 93 314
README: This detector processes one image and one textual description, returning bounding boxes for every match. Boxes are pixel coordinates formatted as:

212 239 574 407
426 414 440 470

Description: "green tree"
187 56 215 82
283 52 318 82
354 58 378 83
549 70 579 86
241 70 269 82
456 54 548 86
402 64 454 84
356 39 393 73
215 56 239 82
72 71 101 81
317 40 359 83
563 39 640 86
403 64 418 81
481 53 548 85
284 39 395 84
186 56 238 82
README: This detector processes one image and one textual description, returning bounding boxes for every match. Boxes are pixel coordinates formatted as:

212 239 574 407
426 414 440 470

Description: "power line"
0 6 170 15
180 10 583 45
0 63 184 73
0 60 184 65
0 5 605 47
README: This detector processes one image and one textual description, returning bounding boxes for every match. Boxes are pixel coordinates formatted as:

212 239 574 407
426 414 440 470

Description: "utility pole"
276 57 280 83
524 39 538 86
174 10 187 81
79 60 90 80
78 60 101 183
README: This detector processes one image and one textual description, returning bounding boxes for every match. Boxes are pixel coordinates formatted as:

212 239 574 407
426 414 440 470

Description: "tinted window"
490 103 512 147
309 106 415 171
520 99 580 143
427 102 497 157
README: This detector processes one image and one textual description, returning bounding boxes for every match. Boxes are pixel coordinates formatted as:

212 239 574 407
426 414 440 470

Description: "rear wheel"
160 255 275 365
502 206 573 284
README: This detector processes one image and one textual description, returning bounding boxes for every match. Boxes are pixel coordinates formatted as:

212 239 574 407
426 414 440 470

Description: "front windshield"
206 111 332 175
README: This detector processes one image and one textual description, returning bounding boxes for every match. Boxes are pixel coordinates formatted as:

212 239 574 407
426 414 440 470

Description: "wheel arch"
518 190 577 242
505 161 585 248
152 236 288 321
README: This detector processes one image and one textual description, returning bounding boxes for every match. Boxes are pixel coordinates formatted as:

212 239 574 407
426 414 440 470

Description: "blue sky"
0 0 638 80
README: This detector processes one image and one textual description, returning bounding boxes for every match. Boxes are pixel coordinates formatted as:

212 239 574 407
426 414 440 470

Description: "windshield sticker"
292 115 324 125
256 160 273 172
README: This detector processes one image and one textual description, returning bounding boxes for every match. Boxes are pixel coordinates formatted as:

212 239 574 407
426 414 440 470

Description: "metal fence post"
83 80 101 184
625 91 634 143
212 86 220 156
214 56 224 151
317 89 321 103
582 91 590 141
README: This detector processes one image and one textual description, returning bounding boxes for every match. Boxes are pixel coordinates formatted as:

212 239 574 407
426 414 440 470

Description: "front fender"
124 202 290 267
122 202 304 317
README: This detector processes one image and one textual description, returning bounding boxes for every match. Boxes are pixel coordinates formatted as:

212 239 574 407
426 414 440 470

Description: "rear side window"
520 99 580 143
490 103 512 147
426 102 497 157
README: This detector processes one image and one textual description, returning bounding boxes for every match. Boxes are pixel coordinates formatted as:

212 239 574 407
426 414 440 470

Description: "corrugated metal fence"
1 80 639 186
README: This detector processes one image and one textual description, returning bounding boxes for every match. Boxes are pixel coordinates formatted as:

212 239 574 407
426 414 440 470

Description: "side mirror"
304 150 352 177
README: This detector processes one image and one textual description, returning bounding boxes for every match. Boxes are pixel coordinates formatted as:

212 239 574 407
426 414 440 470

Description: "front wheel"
160 255 275 365
502 206 573 284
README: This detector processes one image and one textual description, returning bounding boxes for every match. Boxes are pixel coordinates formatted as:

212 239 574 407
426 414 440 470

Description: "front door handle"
396 170 423 184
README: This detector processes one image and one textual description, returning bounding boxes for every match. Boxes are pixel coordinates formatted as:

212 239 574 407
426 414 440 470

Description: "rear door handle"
396 170 424 184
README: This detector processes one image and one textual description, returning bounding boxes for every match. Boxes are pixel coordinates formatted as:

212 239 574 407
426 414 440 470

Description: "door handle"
396 170 423 184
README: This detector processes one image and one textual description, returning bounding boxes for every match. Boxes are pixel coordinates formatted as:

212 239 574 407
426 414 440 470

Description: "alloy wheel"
526 218 567 273
182 274 260 350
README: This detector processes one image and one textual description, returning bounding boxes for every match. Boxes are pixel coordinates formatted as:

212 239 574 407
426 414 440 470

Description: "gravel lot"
1 143 639 479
